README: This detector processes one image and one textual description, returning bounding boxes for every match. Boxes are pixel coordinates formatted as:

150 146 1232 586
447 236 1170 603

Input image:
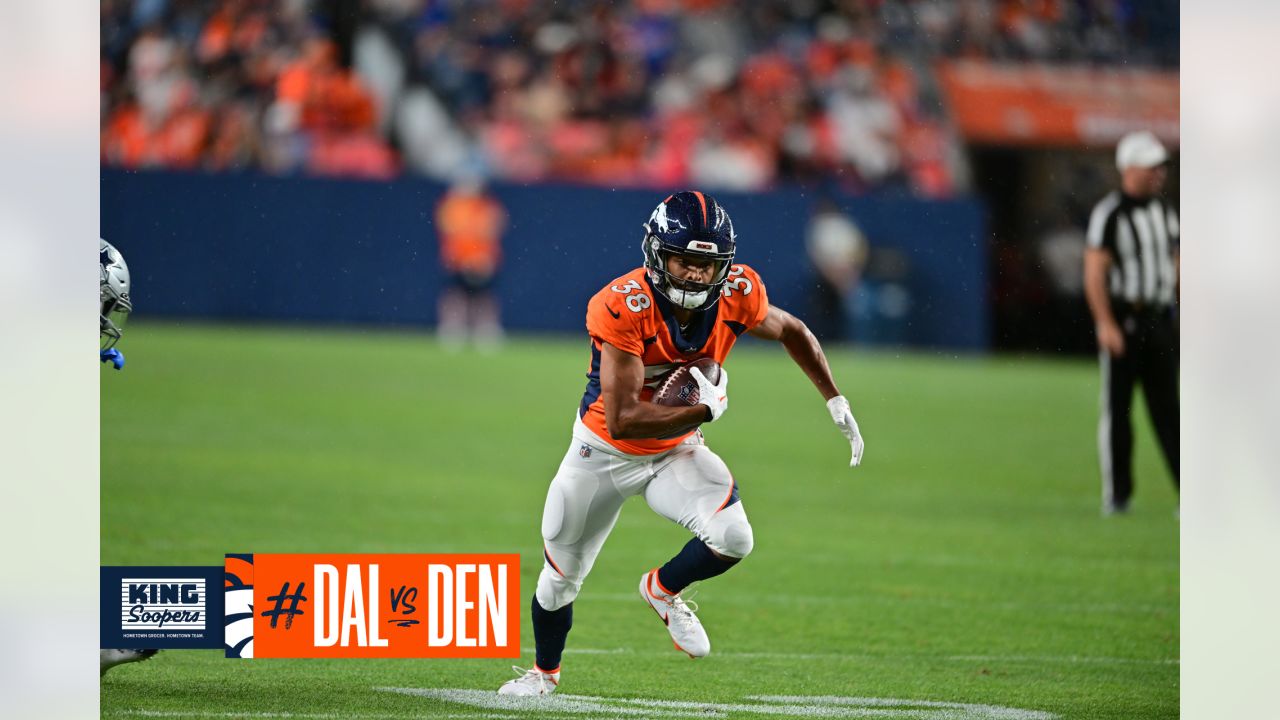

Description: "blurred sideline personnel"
498 191 866 696
435 179 506 351
1083 131 1179 516
99 238 159 675
805 197 868 342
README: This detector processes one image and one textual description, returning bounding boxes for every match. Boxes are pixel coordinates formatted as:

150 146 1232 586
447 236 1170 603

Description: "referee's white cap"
1116 130 1170 170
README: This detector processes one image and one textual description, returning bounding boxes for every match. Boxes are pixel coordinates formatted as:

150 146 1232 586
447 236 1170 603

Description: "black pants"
1098 309 1180 509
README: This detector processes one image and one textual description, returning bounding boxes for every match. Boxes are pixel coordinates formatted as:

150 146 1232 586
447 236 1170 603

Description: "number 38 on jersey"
611 267 752 315
610 279 652 313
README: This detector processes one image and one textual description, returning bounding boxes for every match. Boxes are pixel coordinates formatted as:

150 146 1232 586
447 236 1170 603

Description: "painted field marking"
946 654 1180 666
108 707 519 712
378 688 1059 720
585 591 1176 617
518 646 1178 667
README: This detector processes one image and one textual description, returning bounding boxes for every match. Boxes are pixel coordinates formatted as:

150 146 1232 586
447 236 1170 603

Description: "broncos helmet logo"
649 202 686 234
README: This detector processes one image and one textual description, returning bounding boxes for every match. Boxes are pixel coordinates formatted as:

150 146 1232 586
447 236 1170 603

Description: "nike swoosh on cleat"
643 584 670 624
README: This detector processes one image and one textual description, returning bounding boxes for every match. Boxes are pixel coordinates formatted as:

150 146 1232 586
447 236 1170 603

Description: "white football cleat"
100 649 159 676
497 665 559 696
639 569 710 658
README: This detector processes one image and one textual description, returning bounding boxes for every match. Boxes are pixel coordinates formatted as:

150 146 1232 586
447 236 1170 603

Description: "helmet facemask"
101 289 132 350
643 232 733 311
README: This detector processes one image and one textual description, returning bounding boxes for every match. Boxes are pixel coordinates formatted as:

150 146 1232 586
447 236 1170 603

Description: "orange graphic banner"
224 554 520 659
938 60 1179 147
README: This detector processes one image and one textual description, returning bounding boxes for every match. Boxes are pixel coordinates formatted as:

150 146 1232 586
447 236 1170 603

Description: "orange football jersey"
579 264 769 455
436 193 504 274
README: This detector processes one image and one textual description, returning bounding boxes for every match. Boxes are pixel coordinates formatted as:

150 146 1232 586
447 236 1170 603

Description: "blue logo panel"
101 566 224 649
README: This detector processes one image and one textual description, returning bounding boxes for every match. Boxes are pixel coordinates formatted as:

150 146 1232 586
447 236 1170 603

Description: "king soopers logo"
122 578 206 630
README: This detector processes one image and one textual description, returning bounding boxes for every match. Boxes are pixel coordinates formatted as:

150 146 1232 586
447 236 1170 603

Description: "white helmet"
100 239 132 350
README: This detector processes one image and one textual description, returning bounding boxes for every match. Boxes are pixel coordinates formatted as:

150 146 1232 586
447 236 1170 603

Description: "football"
652 357 721 408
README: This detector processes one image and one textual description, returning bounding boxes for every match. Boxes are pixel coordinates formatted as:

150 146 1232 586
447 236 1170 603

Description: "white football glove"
690 366 729 422
826 395 865 467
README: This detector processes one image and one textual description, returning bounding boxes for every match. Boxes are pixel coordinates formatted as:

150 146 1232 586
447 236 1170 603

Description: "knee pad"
535 566 581 611
703 504 754 559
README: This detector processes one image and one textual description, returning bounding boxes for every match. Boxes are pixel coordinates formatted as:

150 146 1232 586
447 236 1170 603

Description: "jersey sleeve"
1086 195 1118 252
586 284 647 356
729 264 770 330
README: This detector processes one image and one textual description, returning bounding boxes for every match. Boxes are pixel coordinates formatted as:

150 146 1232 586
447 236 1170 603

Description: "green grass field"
101 322 1178 719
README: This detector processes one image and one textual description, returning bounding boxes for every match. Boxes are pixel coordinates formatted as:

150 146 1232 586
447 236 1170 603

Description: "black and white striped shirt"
1086 191 1180 308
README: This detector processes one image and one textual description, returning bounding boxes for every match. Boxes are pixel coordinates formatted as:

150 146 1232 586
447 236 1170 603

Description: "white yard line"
377 688 1060 719
946 654 1180 666
519 646 1178 666
583 591 1176 616
106 707 519 712
109 690 1064 720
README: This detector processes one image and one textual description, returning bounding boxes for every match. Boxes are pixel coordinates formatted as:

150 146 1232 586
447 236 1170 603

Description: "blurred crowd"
101 0 1178 195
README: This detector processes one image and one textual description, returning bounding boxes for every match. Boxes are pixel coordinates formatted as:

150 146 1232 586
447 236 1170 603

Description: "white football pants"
535 416 754 611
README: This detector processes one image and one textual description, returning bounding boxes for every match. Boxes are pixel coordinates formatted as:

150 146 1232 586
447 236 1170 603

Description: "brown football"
652 357 722 407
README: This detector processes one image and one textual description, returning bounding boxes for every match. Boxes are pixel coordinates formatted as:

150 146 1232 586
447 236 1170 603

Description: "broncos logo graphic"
224 554 255 658
649 202 686 234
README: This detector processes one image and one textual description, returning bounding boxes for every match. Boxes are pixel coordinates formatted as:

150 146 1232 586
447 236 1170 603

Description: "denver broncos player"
499 191 865 696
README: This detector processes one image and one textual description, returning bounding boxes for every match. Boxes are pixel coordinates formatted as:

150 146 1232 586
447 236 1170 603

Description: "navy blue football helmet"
641 190 737 312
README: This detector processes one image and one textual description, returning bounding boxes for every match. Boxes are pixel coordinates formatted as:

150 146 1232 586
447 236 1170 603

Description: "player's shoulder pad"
720 262 769 327
729 263 765 287
586 268 655 355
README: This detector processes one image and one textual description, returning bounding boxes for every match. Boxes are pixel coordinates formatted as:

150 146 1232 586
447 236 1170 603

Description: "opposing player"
498 191 865 696
99 238 159 676
100 238 132 370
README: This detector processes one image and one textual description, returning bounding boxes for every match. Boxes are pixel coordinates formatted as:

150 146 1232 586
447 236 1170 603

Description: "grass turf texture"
101 323 1178 719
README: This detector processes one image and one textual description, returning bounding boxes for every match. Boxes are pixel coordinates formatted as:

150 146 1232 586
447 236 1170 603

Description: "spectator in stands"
99 0 1175 192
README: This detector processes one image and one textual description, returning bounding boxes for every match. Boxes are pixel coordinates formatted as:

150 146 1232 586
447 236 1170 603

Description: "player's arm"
749 304 865 467
600 342 714 439
748 305 839 399
1084 247 1125 356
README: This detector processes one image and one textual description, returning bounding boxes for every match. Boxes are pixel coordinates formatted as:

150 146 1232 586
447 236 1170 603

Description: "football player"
498 191 865 696
99 238 159 676
100 238 131 370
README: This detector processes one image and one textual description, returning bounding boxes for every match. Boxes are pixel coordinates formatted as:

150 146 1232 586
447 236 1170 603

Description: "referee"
1083 130 1179 516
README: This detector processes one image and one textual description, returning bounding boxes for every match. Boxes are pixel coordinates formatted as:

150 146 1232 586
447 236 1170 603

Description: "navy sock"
656 538 739 595
531 595 572 672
